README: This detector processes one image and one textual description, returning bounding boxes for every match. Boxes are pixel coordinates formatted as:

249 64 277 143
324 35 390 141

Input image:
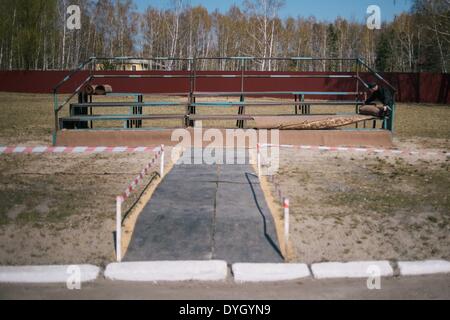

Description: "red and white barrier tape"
0 146 160 154
260 144 450 157
116 145 164 203
115 144 165 262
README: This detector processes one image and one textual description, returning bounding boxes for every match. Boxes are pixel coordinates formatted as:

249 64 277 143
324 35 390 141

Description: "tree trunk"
9 7 16 70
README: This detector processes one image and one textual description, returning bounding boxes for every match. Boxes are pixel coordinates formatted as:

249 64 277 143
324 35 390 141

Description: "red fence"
0 70 448 104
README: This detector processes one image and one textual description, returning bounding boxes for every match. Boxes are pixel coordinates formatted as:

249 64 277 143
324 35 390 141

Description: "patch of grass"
394 103 450 140
325 160 450 216
0 172 103 225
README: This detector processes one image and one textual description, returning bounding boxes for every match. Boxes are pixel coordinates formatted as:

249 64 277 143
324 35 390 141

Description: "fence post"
116 196 123 262
283 198 290 259
160 144 165 177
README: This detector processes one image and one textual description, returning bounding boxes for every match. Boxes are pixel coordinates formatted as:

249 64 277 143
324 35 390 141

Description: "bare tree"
244 0 285 71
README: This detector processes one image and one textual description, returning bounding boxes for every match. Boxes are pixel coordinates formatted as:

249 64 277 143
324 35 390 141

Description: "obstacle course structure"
53 57 396 146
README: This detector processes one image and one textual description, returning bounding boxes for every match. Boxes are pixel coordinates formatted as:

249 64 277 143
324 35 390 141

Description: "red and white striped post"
283 198 290 258
257 143 261 177
114 145 165 262
160 144 165 177
116 196 123 262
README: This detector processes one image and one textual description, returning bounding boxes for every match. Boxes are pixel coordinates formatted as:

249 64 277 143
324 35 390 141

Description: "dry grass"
275 149 450 263
395 103 450 139
0 151 166 265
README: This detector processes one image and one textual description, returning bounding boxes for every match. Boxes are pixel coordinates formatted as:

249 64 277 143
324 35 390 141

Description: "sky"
134 0 413 22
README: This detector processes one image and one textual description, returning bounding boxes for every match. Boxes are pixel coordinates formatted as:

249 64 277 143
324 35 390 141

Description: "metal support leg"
188 96 196 127
74 92 89 129
237 95 245 128
387 103 395 132
89 95 93 129
301 95 305 115
185 94 191 127
137 95 143 128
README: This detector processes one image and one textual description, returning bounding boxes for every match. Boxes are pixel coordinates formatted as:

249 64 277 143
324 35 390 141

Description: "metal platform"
52 56 397 144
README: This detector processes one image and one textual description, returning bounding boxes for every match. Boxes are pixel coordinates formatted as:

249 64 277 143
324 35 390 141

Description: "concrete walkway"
124 151 283 264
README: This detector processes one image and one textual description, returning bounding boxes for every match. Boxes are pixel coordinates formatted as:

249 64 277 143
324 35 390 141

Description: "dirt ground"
0 92 448 265
271 149 450 264
0 152 165 266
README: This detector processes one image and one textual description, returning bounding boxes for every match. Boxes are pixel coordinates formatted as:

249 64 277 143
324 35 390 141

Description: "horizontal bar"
190 114 378 120
191 101 366 107
63 127 184 132
94 74 189 79
61 114 186 121
189 115 255 120
202 74 355 79
91 91 189 97
106 93 144 97
193 91 363 96
92 74 355 79
71 102 187 107
130 92 189 96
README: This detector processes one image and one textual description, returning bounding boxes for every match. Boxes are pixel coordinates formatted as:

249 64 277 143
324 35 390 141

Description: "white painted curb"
311 261 393 279
398 260 450 276
104 260 228 282
0 265 100 283
232 263 310 282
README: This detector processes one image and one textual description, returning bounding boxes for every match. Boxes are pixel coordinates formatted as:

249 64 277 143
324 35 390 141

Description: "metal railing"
52 56 396 139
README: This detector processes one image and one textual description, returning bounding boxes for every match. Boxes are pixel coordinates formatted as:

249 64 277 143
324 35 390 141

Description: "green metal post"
388 102 396 132
301 94 305 114
294 94 298 114
237 58 245 128
238 94 245 128
355 58 360 114
186 59 193 127
53 91 59 146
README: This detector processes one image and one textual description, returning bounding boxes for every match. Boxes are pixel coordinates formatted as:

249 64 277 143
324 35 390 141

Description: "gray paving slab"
124 151 283 263
124 164 217 261
214 168 283 263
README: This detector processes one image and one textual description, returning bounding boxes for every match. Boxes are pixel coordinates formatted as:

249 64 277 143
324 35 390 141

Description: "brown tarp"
252 115 376 130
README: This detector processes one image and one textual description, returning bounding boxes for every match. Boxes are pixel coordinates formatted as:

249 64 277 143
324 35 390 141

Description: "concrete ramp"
124 153 283 264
